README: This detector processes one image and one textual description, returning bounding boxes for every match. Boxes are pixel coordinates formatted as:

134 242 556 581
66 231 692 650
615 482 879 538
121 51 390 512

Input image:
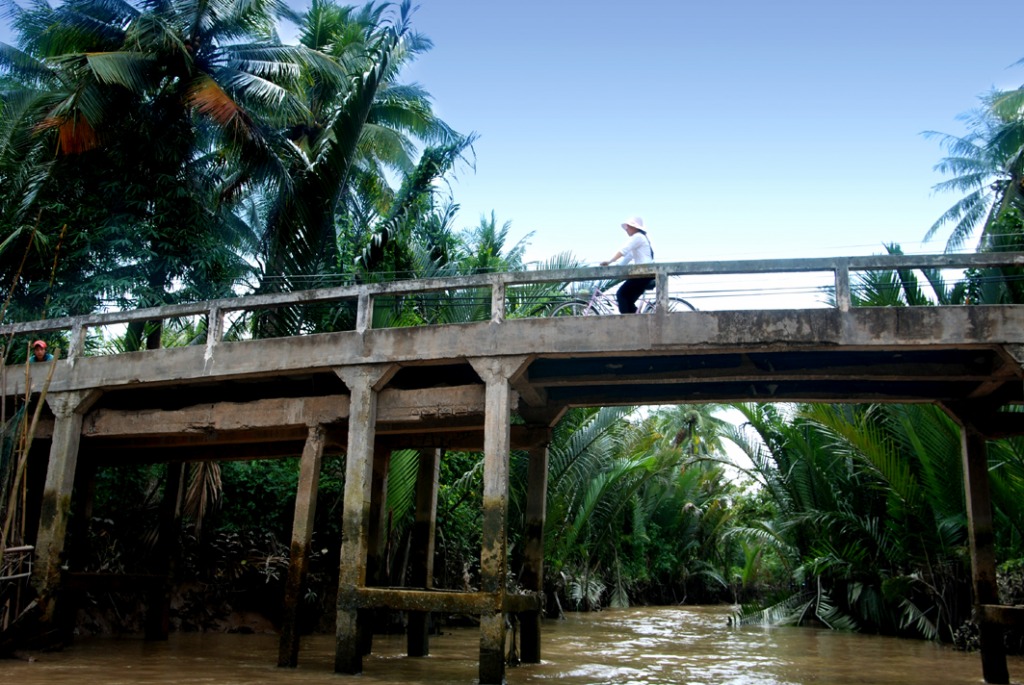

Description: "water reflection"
3 606 1019 684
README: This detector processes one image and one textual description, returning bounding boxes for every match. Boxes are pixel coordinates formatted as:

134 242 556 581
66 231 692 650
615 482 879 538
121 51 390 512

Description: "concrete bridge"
3 252 1024 683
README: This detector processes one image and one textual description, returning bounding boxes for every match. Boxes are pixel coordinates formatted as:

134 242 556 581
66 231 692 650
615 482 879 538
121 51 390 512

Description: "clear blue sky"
392 0 1024 266
4 1 1022 266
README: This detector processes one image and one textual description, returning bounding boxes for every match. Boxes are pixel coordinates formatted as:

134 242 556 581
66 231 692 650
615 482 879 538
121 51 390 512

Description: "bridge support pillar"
519 442 549 664
278 424 326 667
145 460 184 641
470 356 528 685
333 365 396 675
361 442 392 656
31 390 101 627
54 456 98 642
407 448 441 657
948 405 1010 684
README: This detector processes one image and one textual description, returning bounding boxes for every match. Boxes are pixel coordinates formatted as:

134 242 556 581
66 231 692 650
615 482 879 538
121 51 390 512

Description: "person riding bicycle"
600 216 655 314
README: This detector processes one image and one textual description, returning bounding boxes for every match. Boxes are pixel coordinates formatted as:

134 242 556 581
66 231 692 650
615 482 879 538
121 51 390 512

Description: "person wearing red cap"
30 340 53 363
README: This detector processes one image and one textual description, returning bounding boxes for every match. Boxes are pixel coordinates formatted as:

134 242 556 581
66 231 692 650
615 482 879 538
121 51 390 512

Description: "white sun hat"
621 216 647 232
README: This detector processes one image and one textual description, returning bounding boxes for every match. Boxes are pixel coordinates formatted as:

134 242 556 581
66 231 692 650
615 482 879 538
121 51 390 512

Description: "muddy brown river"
2 606 1020 684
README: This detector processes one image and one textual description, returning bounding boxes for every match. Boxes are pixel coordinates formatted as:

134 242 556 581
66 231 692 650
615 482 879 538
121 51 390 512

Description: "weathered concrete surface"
279 425 325 668
950 407 1010 684
5 252 1020 342
29 386 489 442
82 396 349 436
72 387 486 437
407 449 440 657
469 356 526 685
520 444 549 663
31 390 101 623
7 306 1024 398
334 365 395 675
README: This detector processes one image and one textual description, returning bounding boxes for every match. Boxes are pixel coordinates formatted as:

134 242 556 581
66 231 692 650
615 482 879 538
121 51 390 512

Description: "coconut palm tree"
0 0 305 334
925 93 1024 253
255 2 461 290
245 1 478 337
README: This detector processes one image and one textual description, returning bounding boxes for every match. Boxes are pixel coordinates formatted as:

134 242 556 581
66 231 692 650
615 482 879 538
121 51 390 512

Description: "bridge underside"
22 344 1023 470
8 305 1024 684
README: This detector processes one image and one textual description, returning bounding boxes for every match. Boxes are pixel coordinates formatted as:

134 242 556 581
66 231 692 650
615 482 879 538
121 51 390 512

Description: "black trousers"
616 277 655 314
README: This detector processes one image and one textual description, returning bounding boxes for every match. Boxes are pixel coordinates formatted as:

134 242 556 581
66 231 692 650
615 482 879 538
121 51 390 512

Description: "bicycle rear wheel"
550 300 592 317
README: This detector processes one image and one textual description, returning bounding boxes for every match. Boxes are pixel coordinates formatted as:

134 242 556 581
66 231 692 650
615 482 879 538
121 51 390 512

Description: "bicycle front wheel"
666 296 697 312
640 296 698 314
550 300 592 317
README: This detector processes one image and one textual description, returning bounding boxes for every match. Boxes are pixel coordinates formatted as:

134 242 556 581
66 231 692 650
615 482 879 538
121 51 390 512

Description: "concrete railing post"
654 270 669 315
490 277 506 324
834 259 852 312
204 307 224 366
355 291 373 333
68 324 86 364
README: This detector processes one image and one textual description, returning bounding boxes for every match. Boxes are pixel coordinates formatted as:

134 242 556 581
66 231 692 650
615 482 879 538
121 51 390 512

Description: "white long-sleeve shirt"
618 232 654 265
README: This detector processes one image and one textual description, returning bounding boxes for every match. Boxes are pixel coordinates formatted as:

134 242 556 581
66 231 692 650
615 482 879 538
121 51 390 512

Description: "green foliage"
435 450 483 588
0 0 295 325
540 405 742 610
214 460 301 537
847 242 1024 309
725 402 1024 643
926 92 1024 252
83 463 165 573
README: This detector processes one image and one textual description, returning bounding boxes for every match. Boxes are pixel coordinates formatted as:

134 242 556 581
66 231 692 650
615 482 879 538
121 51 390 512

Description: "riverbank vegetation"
2 0 1024 655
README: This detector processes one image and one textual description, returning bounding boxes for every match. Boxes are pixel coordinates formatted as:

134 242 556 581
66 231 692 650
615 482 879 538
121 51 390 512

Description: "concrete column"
469 356 528 685
407 448 441 657
333 365 396 675
31 390 101 625
65 458 98 571
365 445 392 587
519 443 549 663
59 456 98 641
146 461 184 641
278 424 326 667
361 443 391 656
957 414 1009 684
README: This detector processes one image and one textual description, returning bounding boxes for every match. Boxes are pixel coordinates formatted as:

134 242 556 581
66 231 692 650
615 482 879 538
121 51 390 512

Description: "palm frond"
85 51 153 92
183 461 222 534
733 590 815 627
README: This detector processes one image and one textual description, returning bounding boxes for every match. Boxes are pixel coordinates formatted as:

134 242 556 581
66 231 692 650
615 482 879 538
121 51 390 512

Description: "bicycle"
551 283 696 316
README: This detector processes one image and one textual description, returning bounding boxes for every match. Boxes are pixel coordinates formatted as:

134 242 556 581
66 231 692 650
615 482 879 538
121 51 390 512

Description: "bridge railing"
0 544 33 582
2 252 1022 363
